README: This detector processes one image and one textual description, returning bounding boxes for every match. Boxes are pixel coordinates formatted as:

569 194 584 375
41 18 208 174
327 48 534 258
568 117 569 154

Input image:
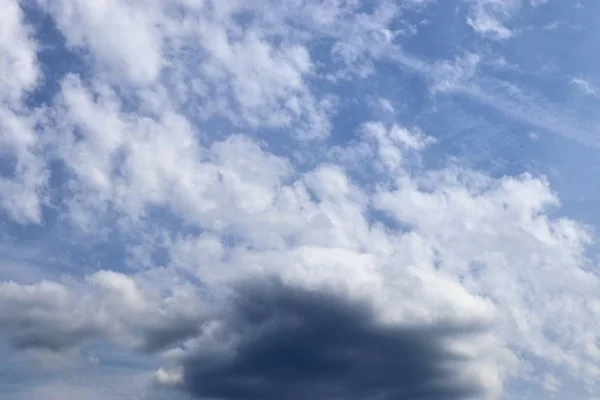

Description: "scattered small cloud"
529 132 539 140
571 77 600 97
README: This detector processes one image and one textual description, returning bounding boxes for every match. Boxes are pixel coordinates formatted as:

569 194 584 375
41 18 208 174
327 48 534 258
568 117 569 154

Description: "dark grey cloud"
137 318 204 354
8 325 100 352
178 278 489 400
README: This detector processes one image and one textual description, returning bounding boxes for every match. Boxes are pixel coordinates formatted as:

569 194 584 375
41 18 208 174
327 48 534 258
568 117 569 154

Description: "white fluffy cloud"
0 0 47 224
36 0 333 138
0 0 39 103
36 0 168 86
47 74 294 232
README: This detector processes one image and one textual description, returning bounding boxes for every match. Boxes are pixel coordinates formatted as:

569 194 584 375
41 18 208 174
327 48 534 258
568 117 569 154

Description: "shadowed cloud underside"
180 279 486 400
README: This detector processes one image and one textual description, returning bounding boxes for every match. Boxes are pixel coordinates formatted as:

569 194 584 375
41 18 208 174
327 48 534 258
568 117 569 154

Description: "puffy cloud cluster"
3 116 599 398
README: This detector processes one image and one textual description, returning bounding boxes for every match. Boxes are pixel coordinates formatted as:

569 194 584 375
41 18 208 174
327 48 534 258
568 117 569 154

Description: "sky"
1 0 600 399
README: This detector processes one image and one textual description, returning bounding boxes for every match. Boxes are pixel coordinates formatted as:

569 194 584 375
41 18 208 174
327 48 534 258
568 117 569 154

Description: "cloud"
0 0 40 103
8 115 587 397
0 280 98 351
44 74 294 232
459 80 600 147
0 271 207 353
0 0 47 224
467 0 519 40
383 44 600 148
37 0 332 138
466 0 547 40
161 278 491 400
571 77 600 97
154 121 600 396
431 53 481 93
35 0 165 86
0 107 48 224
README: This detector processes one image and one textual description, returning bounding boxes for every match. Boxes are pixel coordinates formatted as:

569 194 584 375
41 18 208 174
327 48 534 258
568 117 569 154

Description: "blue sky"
2 1 600 399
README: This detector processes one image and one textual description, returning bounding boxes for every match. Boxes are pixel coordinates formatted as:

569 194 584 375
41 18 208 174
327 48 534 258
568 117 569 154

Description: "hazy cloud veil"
1 1 600 399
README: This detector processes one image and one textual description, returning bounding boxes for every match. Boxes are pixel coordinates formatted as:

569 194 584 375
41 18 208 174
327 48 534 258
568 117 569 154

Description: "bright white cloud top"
1 1 600 399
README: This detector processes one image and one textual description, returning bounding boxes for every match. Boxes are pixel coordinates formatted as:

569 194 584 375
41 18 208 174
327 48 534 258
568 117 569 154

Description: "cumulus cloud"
0 0 47 224
152 122 599 397
0 271 207 353
0 107 48 224
46 73 293 232
3 118 596 398
0 0 40 103
159 278 492 400
0 280 97 351
35 0 333 138
35 0 165 86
